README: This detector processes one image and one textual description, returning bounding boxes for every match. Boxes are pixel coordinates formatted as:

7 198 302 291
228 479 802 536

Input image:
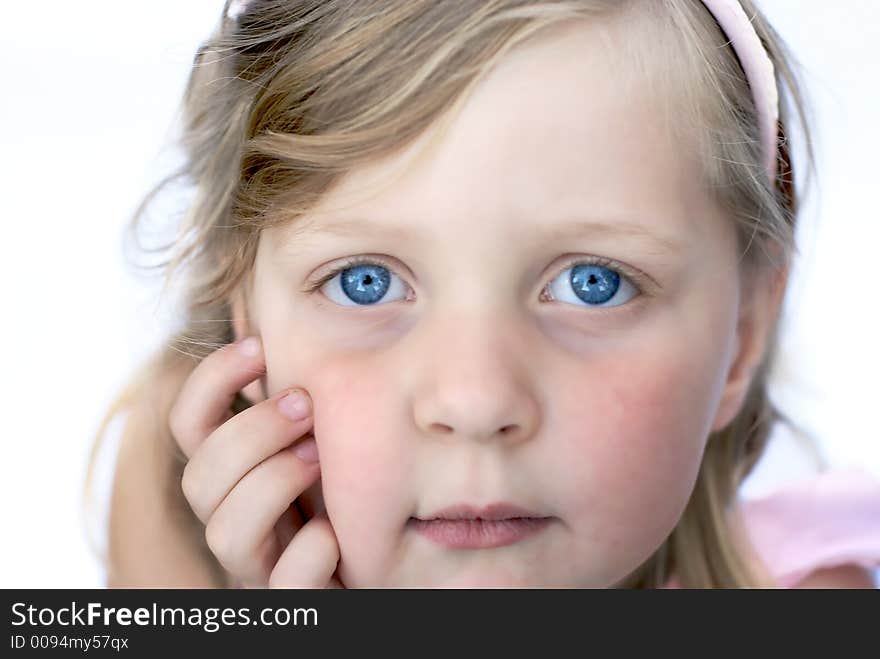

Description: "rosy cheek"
299 355 409 538
553 336 725 558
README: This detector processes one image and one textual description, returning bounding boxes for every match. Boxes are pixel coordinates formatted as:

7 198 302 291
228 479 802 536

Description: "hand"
169 336 344 588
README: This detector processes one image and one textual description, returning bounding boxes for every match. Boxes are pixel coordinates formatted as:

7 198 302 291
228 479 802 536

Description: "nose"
411 313 540 445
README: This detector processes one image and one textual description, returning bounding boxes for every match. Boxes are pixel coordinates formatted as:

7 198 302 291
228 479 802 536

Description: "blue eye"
318 262 409 306
545 262 637 308
311 257 640 309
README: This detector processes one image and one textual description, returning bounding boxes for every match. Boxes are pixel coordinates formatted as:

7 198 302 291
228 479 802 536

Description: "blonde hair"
84 0 819 588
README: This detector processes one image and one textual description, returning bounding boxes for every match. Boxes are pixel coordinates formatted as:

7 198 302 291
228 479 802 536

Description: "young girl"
84 0 880 588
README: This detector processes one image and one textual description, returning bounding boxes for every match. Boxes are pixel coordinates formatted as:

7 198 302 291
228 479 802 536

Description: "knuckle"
316 520 341 561
180 463 207 521
302 514 339 555
267 565 286 590
167 399 186 445
309 516 340 558
267 549 299 589
180 461 197 504
168 399 198 454
205 518 236 568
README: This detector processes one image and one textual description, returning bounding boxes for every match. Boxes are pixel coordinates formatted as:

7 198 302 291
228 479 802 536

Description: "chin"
408 569 553 589
343 564 548 588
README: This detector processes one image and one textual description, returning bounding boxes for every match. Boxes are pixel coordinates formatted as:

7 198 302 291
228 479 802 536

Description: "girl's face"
242 21 753 586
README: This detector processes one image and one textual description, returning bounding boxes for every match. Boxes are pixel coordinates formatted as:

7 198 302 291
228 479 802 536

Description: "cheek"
266 343 411 562
312 357 410 515
255 274 411 560
552 312 735 567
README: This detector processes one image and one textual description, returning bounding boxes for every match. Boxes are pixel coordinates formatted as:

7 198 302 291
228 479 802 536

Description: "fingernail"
238 336 261 357
278 389 311 421
292 437 319 463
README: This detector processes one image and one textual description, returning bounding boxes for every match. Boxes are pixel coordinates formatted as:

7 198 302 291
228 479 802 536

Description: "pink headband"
700 0 779 183
225 0 779 184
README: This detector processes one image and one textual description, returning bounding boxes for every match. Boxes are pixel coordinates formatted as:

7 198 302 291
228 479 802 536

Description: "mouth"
408 502 554 549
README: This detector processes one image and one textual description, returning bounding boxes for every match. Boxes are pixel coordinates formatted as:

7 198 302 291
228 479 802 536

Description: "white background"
1 1 878 587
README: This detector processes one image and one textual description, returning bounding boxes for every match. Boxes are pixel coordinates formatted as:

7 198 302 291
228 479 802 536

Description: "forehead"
273 18 724 253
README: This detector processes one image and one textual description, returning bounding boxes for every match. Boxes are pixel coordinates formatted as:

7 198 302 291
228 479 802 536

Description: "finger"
268 512 341 589
182 389 315 524
169 336 266 460
326 572 346 589
275 502 304 549
297 480 325 521
204 442 321 586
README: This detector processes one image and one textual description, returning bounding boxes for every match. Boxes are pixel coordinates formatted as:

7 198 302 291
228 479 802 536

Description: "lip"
409 502 554 549
416 502 545 521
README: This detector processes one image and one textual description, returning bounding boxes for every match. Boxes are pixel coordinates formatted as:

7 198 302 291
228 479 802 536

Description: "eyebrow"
281 215 685 254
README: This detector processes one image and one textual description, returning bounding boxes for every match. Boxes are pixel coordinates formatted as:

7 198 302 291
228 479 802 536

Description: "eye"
309 257 410 307
542 258 640 309
306 255 643 309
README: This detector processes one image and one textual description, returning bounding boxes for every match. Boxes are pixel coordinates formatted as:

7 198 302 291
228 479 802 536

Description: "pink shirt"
664 468 880 588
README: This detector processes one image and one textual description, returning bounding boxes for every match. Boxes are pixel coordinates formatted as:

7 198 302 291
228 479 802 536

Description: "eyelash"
303 255 404 295
303 254 649 306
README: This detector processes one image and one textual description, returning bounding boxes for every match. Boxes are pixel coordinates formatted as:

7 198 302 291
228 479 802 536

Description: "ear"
710 264 789 433
230 282 268 405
